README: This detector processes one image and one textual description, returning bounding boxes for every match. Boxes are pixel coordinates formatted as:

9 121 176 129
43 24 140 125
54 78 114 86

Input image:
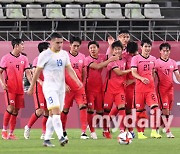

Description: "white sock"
52 115 63 140
44 116 54 140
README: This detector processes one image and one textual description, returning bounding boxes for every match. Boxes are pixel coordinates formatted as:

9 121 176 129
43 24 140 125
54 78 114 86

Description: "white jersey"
37 48 71 92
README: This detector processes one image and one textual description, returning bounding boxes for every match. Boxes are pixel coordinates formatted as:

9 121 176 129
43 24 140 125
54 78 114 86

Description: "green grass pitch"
0 128 180 154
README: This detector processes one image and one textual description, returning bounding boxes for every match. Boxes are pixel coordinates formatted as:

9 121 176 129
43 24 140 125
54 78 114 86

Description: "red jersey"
85 54 106 93
104 58 126 93
0 52 29 94
65 51 85 91
123 52 135 81
131 54 156 92
33 56 44 93
155 58 178 91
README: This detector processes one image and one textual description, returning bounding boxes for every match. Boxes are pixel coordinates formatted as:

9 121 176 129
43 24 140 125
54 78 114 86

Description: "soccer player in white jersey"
27 33 82 147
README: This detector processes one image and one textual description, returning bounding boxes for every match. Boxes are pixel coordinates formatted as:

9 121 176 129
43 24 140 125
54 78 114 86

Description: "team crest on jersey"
79 60 83 63
21 61 24 64
170 65 174 68
10 100 15 104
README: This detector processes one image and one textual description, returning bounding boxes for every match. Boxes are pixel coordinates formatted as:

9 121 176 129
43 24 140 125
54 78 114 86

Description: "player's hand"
108 36 115 45
108 55 119 62
65 84 71 93
140 77 150 84
27 87 33 95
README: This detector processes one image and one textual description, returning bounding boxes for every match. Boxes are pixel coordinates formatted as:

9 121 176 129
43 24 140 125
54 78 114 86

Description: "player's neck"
160 57 169 61
69 50 78 56
50 47 60 53
11 50 20 57
141 53 149 58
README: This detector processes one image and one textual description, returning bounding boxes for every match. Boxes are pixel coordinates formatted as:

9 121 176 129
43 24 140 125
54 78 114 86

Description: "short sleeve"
107 61 118 71
131 56 138 68
84 57 92 67
173 60 178 71
37 51 49 68
65 52 71 67
24 56 30 69
0 56 7 69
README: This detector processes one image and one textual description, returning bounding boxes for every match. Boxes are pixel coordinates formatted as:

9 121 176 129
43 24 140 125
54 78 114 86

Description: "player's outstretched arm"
89 56 118 70
27 67 43 95
113 68 131 76
66 65 83 89
0 68 7 90
131 67 149 84
174 70 180 83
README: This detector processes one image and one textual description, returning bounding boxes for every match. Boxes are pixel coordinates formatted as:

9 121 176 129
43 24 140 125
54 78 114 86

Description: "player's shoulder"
149 55 156 60
1 52 11 59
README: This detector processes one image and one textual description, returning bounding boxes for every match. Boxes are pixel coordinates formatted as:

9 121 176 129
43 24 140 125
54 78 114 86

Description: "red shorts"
33 92 47 110
4 91 24 109
104 92 126 110
64 87 87 109
125 84 135 110
135 92 158 110
86 91 103 111
157 90 173 110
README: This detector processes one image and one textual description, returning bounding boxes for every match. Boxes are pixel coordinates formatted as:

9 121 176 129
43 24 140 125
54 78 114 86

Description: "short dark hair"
38 42 50 53
127 41 138 54
50 32 63 40
70 36 82 45
119 29 130 35
111 40 123 49
88 41 99 49
141 39 152 46
11 38 23 49
159 42 171 50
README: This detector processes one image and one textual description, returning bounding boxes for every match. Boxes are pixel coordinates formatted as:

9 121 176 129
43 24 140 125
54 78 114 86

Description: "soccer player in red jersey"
103 41 131 139
0 39 32 140
61 36 89 140
155 42 180 138
24 42 50 140
131 39 162 139
85 41 118 139
106 29 130 56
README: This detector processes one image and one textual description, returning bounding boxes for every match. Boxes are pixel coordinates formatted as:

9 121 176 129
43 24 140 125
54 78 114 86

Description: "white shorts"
43 90 65 111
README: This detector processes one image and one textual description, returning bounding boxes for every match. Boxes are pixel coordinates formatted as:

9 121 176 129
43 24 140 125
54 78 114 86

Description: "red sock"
42 116 48 134
87 112 95 132
80 108 87 132
27 113 39 128
136 112 142 132
127 117 134 132
103 112 109 131
9 114 17 134
61 111 68 131
109 107 119 117
3 110 12 130
151 107 160 129
118 109 126 131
